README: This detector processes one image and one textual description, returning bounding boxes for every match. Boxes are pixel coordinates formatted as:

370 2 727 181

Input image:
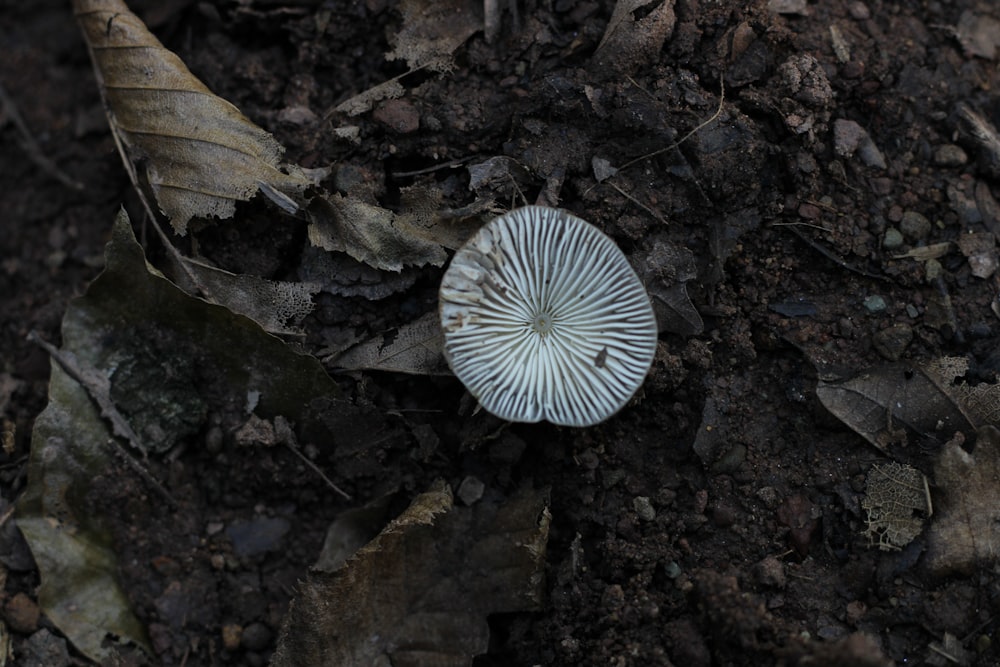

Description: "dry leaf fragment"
925 427 1000 576
816 357 1000 453
332 311 449 375
861 462 930 551
307 186 479 272
635 238 704 336
271 482 550 667
594 0 676 75
176 257 320 335
73 0 315 233
387 0 482 72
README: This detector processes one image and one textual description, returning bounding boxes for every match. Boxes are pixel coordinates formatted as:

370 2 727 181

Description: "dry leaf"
332 311 449 375
298 245 420 300
387 0 482 72
925 427 1000 576
271 482 550 667
73 0 315 233
594 0 676 74
815 356 1000 452
307 187 479 271
16 210 345 662
861 462 930 551
333 0 478 117
635 238 704 336
891 241 952 261
176 257 320 335
335 78 406 117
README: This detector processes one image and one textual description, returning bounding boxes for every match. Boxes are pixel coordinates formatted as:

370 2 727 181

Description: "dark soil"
3 0 1000 665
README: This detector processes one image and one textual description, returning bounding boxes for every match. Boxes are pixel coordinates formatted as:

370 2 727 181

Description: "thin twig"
607 182 666 224
283 440 352 501
0 82 85 191
784 225 889 282
27 331 178 510
619 75 727 172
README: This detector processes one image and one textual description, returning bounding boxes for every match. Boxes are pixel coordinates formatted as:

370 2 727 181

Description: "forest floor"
3 0 1000 665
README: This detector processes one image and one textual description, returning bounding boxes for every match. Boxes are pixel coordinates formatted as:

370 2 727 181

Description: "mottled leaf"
815 357 999 452
16 210 343 661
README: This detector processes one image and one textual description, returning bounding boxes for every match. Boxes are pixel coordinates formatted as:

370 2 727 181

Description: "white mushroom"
439 205 658 427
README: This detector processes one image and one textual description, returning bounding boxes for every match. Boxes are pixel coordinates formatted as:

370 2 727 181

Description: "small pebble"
906 304 919 318
863 295 887 313
241 622 273 652
847 1 870 19
833 119 867 158
926 259 943 281
4 592 40 634
752 555 787 588
633 496 656 521
373 98 420 134
933 144 968 167
222 624 243 651
457 475 485 505
899 211 931 241
882 227 904 249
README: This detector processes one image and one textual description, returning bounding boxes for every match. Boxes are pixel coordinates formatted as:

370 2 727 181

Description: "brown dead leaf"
73 0 315 234
594 0 676 75
332 311 449 375
307 187 480 271
925 427 1000 576
271 482 549 667
334 78 407 117
815 356 1000 452
635 238 704 336
861 462 930 551
333 0 479 117
175 258 320 335
387 0 482 72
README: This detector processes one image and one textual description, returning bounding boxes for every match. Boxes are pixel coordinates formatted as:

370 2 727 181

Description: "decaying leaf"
73 0 316 233
334 77 407 117
298 245 421 299
16 211 344 661
272 482 550 667
594 0 676 74
176 257 320 335
387 0 482 72
635 238 704 336
333 0 479 117
16 361 151 661
861 462 930 551
308 187 481 271
925 427 1000 576
815 356 1000 452
332 311 449 375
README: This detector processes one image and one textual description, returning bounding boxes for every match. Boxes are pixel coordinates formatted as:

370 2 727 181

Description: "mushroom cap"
439 206 658 427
